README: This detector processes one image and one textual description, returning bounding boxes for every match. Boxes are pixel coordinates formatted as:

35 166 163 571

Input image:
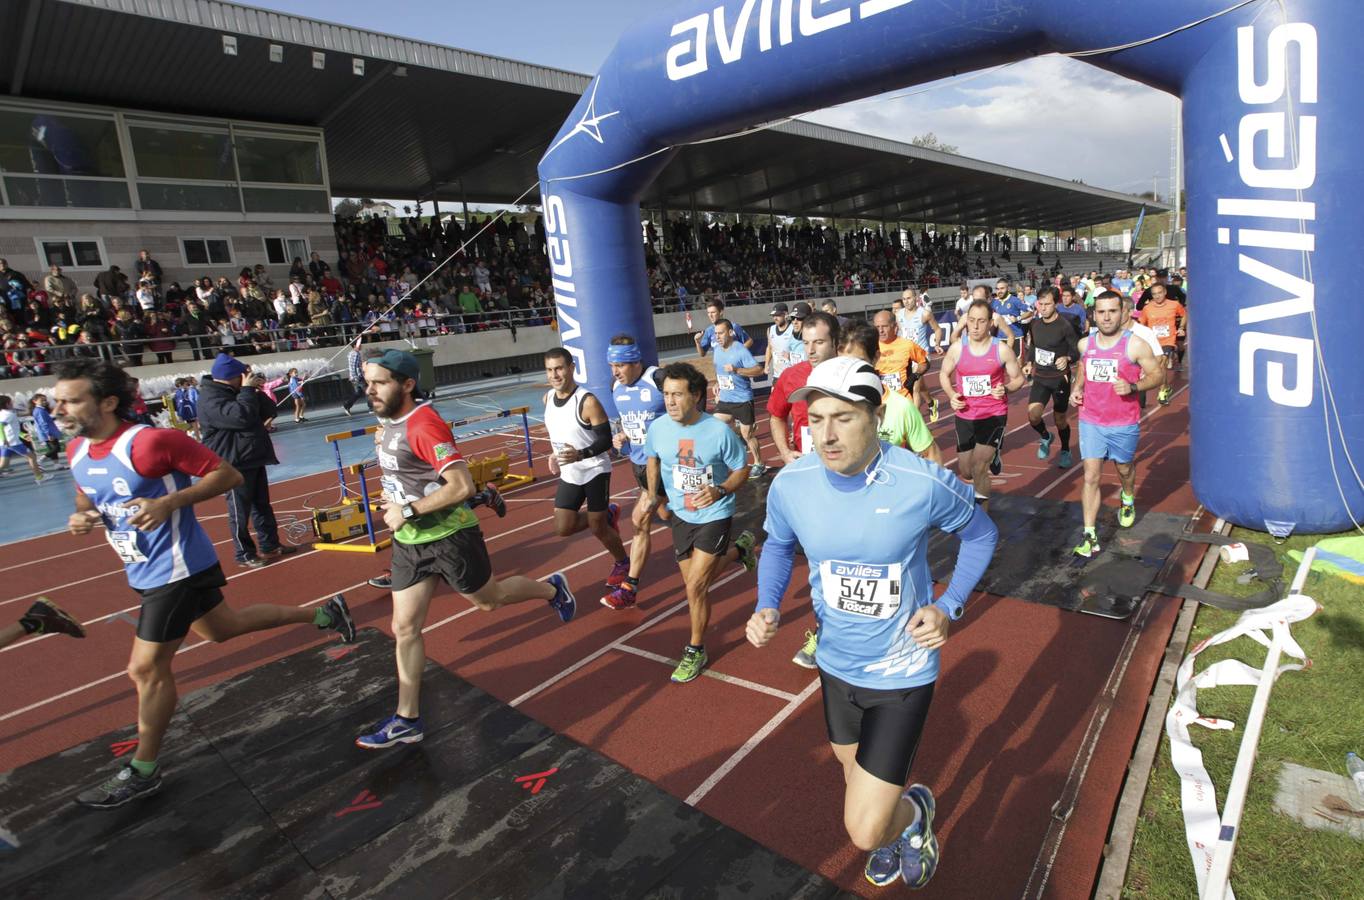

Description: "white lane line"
0 579 363 723
613 642 799 702
684 676 822 807
1031 384 1188 499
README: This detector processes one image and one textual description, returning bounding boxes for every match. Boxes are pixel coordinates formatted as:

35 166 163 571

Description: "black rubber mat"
927 494 1186 614
0 629 838 899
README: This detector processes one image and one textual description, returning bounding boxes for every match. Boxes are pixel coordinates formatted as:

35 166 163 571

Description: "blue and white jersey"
992 296 1030 337
786 329 808 365
712 342 758 402
612 366 666 466
698 321 750 354
71 426 219 591
763 444 976 689
907 306 933 351
767 323 796 378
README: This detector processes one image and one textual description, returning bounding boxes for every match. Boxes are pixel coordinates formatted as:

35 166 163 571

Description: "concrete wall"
0 218 337 291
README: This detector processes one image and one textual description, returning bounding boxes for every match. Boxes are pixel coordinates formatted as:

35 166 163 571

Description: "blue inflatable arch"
538 0 1361 534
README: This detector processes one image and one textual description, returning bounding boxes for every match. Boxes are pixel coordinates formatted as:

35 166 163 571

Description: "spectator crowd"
2 206 1141 379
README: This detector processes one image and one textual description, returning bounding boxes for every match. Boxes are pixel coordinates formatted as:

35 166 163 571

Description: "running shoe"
899 784 940 888
733 530 757 574
865 841 902 887
1073 532 1102 559
927 396 940 424
671 646 708 684
34 472 47 485
988 444 1003 476
368 570 393 589
261 545 298 559
356 714 424 749
792 629 818 669
605 558 631 588
1118 495 1136 529
1057 450 1073 469
1157 385 1172 406
483 483 507 518
237 557 268 569
1036 433 1052 460
76 764 162 809
546 572 576 623
748 462 766 478
21 598 85 638
320 594 356 643
601 583 638 611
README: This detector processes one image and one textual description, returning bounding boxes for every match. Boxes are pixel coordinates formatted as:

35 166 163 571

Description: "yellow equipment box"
312 501 373 543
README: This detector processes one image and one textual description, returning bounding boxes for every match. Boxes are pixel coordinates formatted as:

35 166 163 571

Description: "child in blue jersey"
51 359 355 810
604 335 670 610
745 356 998 889
642 362 756 683
709 318 767 478
287 367 307 422
28 393 64 463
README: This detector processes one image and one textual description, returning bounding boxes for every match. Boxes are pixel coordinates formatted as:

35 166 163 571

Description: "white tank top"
544 386 612 485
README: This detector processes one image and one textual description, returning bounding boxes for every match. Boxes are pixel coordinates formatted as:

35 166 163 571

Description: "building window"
263 236 310 266
234 135 323 185
35 237 107 270
181 237 233 267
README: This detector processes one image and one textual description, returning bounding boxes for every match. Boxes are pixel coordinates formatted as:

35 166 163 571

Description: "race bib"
799 425 812 454
1154 323 1171 338
716 374 735 392
623 421 646 444
1034 348 1056 367
380 473 412 504
672 464 714 494
961 374 992 397
106 530 148 564
1086 357 1119 383
819 560 902 619
880 372 902 391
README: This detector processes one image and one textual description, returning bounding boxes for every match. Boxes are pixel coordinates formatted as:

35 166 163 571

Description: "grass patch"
1125 529 1364 900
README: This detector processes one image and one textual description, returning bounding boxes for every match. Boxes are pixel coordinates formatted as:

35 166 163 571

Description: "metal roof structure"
5 0 1165 229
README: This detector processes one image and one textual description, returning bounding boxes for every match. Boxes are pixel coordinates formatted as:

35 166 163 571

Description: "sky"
251 0 1179 201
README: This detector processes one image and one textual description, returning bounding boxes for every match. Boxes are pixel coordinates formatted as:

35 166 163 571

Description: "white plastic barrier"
1165 547 1318 900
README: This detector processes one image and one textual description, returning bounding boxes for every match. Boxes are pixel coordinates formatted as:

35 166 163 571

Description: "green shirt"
457 291 482 313
879 390 933 454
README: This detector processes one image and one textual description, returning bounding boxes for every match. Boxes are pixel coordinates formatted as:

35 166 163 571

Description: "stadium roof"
6 0 1165 229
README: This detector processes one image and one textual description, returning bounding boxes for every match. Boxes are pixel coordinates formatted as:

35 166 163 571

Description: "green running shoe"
1073 532 1101 559
792 629 818 669
670 646 707 684
733 530 757 573
1118 496 1136 528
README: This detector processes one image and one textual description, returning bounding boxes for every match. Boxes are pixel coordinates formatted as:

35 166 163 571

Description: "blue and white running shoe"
864 840 902 887
899 783 939 888
355 714 424 749
546 572 575 623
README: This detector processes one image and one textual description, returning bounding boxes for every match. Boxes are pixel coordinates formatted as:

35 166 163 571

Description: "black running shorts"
134 562 227 643
819 668 935 786
671 517 732 561
632 462 668 499
714 400 756 427
554 470 611 513
390 526 493 595
953 413 1008 453
1028 376 1071 413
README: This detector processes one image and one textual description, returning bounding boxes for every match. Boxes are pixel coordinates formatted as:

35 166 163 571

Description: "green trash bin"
410 347 436 395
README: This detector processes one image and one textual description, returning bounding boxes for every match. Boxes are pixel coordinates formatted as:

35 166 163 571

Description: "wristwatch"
401 503 417 520
714 485 727 498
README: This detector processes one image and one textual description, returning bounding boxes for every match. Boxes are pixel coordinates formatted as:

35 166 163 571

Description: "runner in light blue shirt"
710 319 767 478
745 356 997 890
643 361 756 684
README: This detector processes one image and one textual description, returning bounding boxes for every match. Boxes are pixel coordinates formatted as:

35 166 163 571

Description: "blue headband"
606 343 642 364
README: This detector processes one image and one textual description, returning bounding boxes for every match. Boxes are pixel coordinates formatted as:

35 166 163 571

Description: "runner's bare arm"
999 343 1026 394
644 456 662 509
938 344 963 410
1128 338 1167 393
405 460 477 514
1069 337 1089 405
122 461 243 532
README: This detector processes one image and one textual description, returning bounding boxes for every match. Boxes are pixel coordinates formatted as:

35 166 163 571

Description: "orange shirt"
1139 301 1186 348
876 338 927 397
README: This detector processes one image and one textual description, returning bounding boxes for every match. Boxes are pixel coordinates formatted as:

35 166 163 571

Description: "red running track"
0 364 1202 898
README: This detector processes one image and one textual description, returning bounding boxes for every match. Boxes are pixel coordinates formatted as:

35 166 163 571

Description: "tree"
333 198 362 218
910 132 959 154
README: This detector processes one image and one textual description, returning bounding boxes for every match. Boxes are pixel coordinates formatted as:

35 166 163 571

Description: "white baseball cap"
789 356 884 406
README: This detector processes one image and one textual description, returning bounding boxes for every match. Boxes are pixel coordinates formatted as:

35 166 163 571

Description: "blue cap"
211 353 248 380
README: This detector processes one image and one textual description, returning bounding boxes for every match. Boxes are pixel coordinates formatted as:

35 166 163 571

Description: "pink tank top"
1080 332 1142 426
954 339 1008 420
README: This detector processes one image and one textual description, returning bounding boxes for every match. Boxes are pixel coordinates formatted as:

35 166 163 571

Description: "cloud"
801 55 1176 197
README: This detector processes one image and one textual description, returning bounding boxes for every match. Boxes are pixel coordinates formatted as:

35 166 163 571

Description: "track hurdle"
313 405 535 553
